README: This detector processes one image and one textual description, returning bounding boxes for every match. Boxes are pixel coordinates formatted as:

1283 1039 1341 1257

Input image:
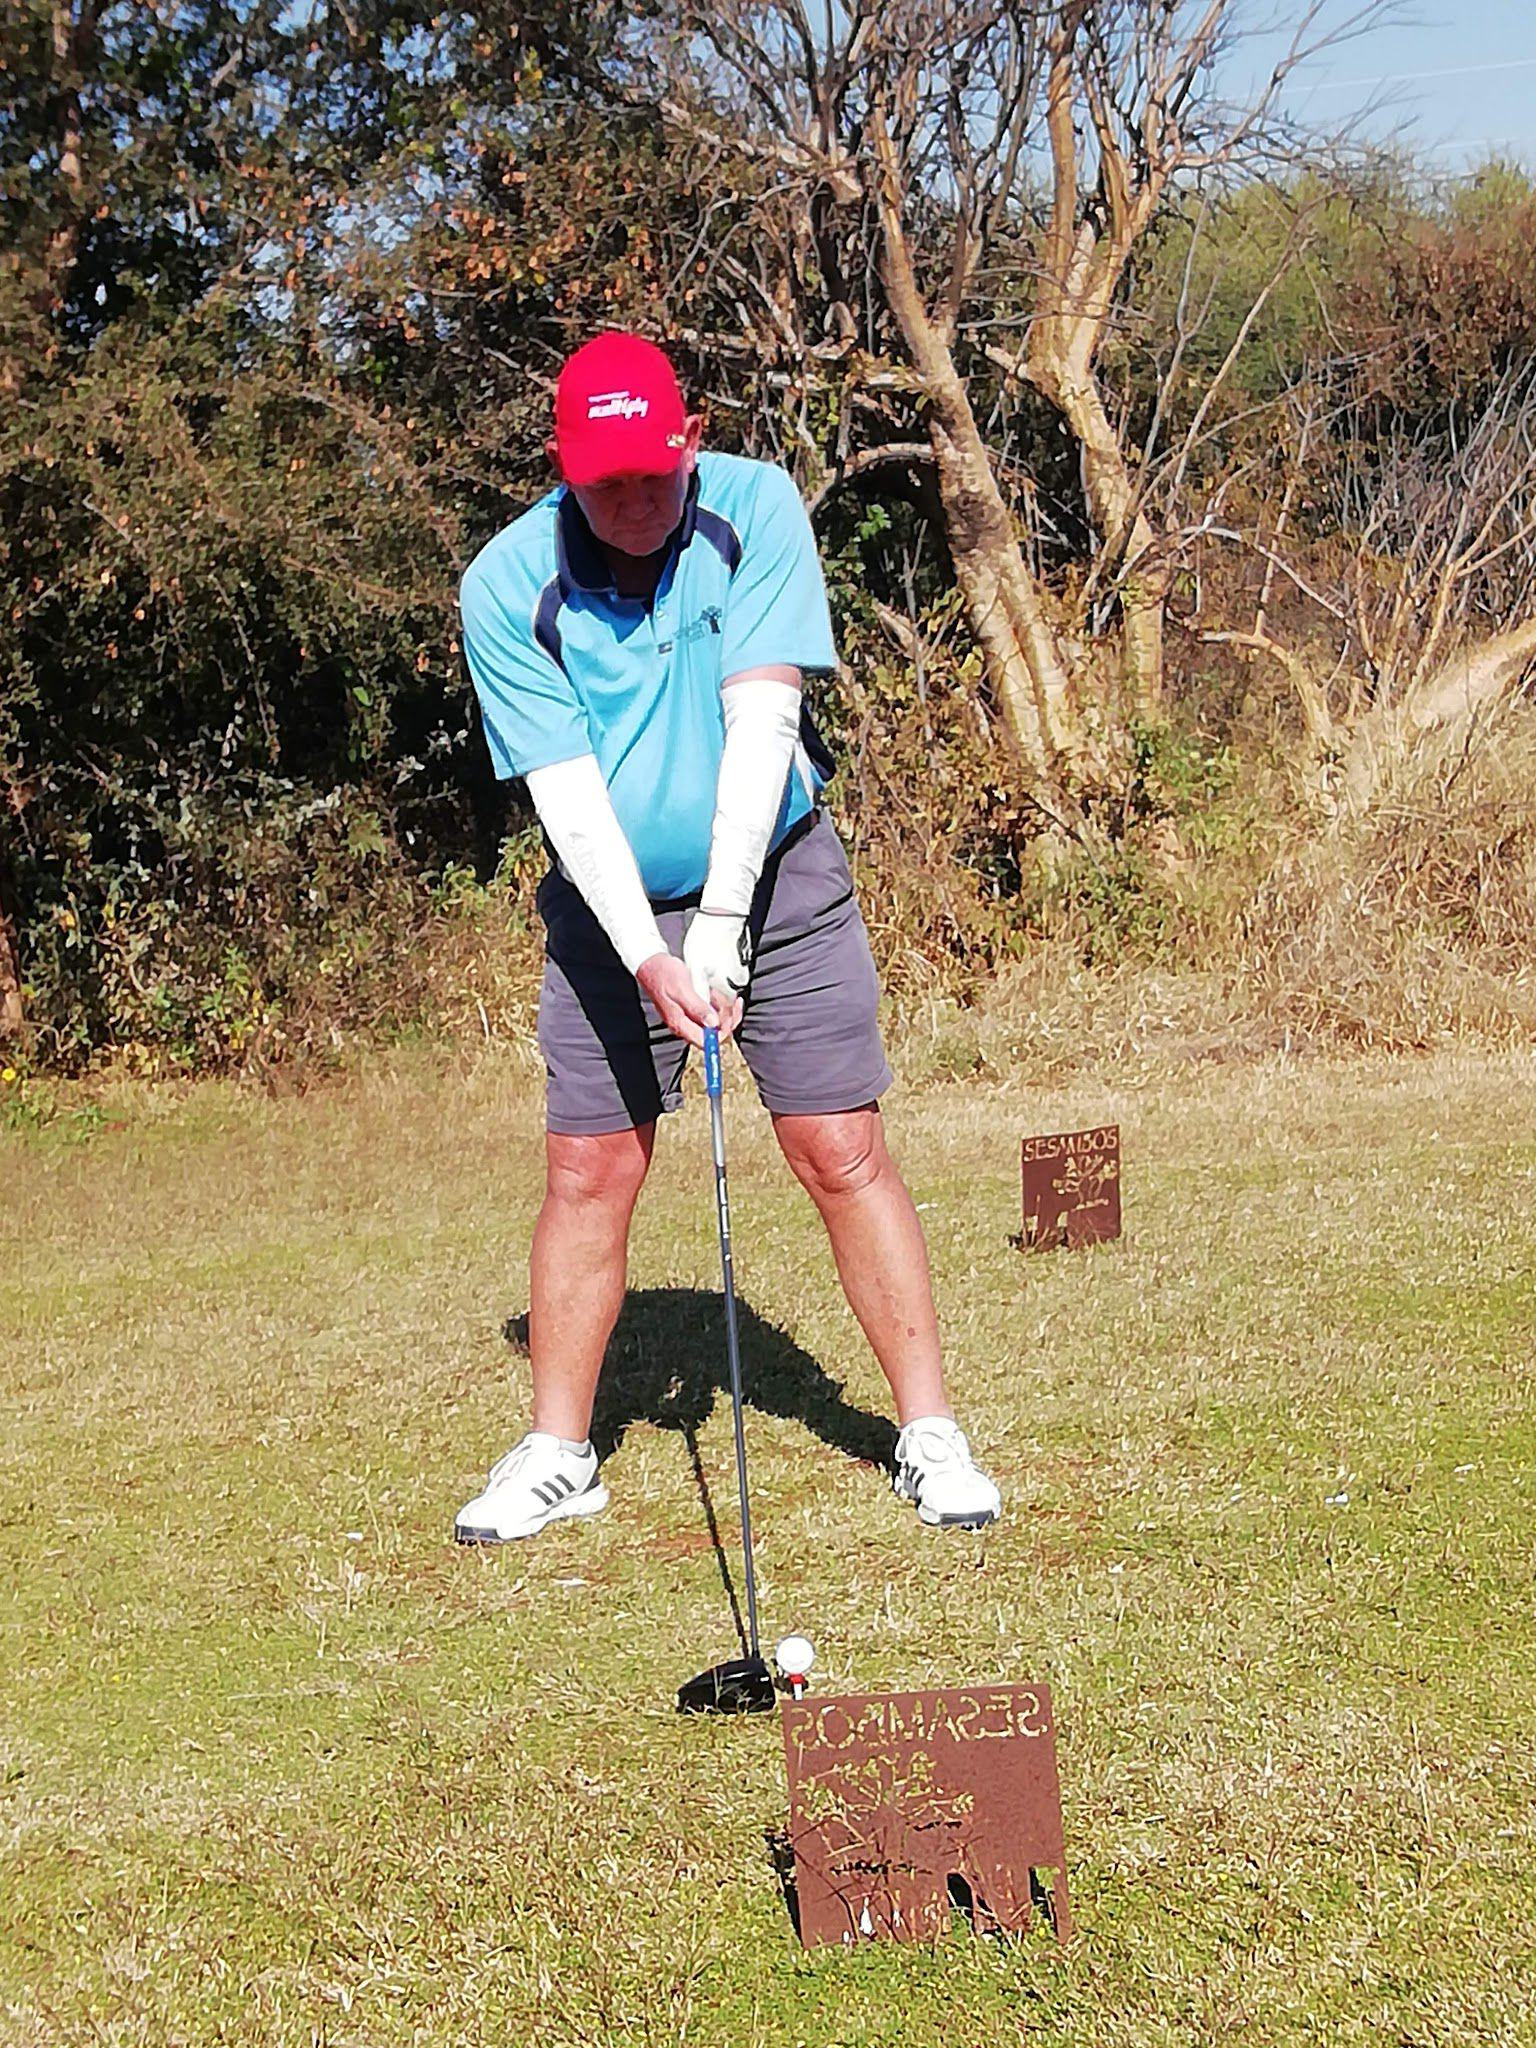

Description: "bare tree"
1007 2 1351 715
650 2 1096 800
646 0 1382 827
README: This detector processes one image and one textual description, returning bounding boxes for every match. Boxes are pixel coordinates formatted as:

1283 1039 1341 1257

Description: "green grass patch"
3 1050 1534 2044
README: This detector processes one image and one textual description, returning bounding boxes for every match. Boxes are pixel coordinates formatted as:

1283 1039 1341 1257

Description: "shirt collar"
555 489 613 594
556 475 699 597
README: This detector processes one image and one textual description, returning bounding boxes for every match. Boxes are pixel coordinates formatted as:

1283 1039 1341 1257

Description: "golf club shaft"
703 1027 761 1663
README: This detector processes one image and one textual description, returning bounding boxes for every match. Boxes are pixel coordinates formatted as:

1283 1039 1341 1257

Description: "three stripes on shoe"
531 1472 582 1509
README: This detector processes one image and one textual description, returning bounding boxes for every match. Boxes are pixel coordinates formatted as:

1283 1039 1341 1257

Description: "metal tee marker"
782 1684 1072 1945
1018 1124 1121 1252
677 1025 777 1715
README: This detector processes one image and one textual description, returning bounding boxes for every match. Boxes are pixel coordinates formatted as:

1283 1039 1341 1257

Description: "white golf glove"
682 908 752 1007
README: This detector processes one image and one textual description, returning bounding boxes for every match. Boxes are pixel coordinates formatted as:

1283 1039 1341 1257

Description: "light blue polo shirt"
459 451 838 901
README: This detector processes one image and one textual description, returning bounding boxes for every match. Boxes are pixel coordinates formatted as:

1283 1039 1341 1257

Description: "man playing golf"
456 331 1001 1542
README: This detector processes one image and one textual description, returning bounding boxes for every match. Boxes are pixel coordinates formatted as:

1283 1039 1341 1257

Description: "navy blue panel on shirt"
692 505 743 573
532 581 564 670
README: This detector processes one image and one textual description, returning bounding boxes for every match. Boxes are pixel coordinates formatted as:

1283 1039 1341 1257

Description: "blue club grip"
703 1025 723 1098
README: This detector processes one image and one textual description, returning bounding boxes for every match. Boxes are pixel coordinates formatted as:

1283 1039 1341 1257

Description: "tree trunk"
1026 310 1165 722
867 110 1084 790
1020 19 1169 722
925 409 1081 779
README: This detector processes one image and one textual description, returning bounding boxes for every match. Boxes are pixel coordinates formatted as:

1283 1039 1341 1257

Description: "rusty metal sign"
781 1684 1071 1947
1020 1125 1121 1251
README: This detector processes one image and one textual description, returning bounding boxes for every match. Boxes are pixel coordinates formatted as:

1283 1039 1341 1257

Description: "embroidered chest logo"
678 605 723 644
657 606 722 658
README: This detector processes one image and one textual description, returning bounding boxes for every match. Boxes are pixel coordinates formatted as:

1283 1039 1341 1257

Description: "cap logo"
587 389 650 421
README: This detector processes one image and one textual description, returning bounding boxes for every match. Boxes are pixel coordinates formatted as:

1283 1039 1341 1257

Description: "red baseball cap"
553 332 690 486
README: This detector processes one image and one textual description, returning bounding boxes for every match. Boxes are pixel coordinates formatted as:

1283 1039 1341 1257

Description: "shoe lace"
903 1420 973 1472
486 1436 542 1488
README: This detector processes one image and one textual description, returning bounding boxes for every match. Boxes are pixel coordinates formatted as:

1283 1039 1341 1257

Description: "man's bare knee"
545 1125 654 1210
775 1108 886 1204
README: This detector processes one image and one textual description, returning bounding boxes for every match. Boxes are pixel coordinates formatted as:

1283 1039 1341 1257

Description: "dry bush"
891 948 1261 1089
413 880 544 1066
18 695 1531 1102
890 698 1536 1086
288 697 1536 1093
1242 701 1536 1052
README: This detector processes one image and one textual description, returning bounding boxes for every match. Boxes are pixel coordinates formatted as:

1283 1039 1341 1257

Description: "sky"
1231 2 1536 174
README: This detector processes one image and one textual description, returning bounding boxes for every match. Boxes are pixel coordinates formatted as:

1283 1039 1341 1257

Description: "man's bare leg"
771 1104 951 1426
528 1123 654 1440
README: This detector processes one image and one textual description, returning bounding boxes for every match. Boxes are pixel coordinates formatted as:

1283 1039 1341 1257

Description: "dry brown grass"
1243 699 1536 1053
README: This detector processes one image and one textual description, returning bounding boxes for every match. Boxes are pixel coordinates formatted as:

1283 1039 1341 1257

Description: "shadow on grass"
502 1286 896 1652
765 1828 801 1941
503 1287 896 1469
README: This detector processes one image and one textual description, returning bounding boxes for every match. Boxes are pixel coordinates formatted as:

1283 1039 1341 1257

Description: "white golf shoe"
454 1432 609 1545
894 1416 1002 1528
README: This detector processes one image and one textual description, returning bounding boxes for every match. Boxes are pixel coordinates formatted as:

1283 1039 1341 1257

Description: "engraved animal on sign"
1020 1126 1122 1251
783 1687 1072 1947
1047 1148 1119 1240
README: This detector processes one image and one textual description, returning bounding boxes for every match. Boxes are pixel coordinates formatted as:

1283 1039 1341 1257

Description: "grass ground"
3 1045 1534 2046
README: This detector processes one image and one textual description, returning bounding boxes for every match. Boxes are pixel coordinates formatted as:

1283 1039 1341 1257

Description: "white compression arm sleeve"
523 754 667 976
700 675 804 916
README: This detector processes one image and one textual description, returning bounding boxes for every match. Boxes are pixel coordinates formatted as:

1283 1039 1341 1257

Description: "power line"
1307 53 1536 91
1427 136 1531 154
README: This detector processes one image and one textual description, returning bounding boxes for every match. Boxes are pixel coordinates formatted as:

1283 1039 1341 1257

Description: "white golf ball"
774 1633 815 1676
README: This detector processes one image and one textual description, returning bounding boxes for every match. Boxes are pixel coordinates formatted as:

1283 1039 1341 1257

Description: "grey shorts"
536 813 894 1134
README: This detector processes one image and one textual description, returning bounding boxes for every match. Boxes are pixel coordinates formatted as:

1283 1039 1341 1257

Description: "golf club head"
676 1654 777 1715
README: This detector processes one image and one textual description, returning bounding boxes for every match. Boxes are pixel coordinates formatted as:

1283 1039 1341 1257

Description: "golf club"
677 1023 783 1715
